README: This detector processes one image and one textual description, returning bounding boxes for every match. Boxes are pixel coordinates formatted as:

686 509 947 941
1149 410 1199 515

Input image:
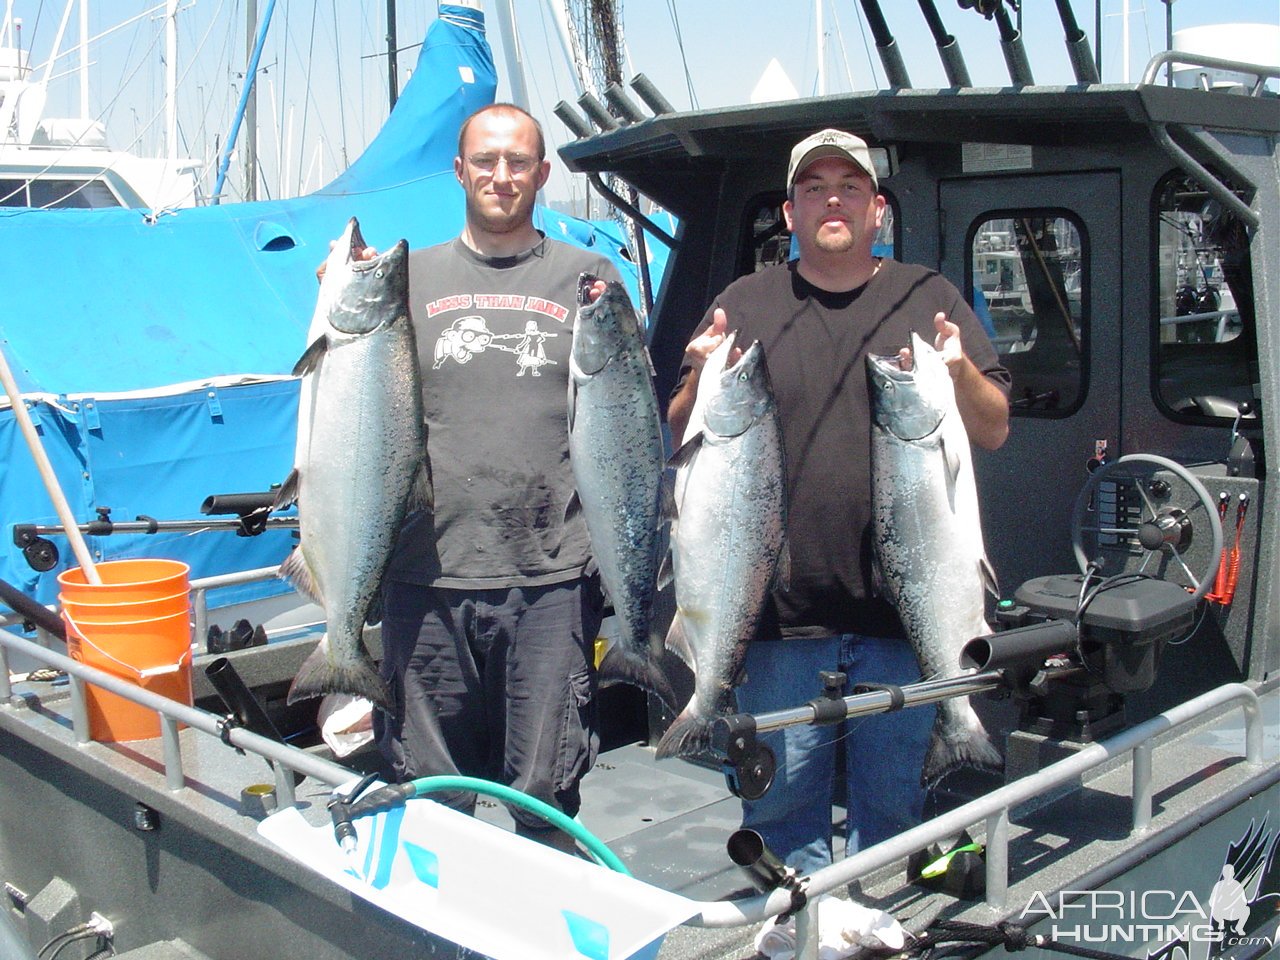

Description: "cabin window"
1153 172 1258 422
967 213 1085 415
0 178 122 209
742 191 898 273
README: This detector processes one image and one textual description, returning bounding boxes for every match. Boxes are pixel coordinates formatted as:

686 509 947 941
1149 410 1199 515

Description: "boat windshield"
1154 171 1258 422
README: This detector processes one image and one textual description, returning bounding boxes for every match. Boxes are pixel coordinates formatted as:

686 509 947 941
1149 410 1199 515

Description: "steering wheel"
1070 454 1223 602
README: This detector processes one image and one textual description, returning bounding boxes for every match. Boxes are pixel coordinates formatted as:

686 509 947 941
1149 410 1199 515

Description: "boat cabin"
558 59 1280 734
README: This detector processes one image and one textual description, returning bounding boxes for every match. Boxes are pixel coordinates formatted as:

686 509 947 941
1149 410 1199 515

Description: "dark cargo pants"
375 577 602 836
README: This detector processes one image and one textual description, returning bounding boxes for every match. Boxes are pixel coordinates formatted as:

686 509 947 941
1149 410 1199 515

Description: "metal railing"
0 612 1269 947
0 624 353 802
690 682 1265 928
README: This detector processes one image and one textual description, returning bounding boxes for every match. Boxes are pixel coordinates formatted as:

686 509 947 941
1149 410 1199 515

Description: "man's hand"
898 312 961 373
684 308 742 371
316 241 377 283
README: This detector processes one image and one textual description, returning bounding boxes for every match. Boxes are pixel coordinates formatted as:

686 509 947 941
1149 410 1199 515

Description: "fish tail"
286 634 394 715
920 708 1003 787
597 643 679 713
655 709 714 760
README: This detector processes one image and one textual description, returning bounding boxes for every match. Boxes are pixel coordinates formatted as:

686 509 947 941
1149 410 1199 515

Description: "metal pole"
387 0 399 110
1095 0 1103 80
213 0 277 203
244 0 258 201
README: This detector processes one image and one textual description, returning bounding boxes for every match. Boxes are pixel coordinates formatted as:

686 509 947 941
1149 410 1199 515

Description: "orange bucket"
61 590 191 623
57 560 194 743
58 558 190 602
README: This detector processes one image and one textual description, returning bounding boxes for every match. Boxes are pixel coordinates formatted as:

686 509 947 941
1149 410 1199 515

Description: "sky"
3 0 1277 207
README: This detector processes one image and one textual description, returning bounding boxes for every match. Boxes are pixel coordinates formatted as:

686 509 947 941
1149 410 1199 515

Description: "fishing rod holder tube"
961 619 1079 673
576 92 619 133
629 74 675 116
603 82 646 125
727 829 807 914
553 101 594 141
201 490 280 536
205 656 285 744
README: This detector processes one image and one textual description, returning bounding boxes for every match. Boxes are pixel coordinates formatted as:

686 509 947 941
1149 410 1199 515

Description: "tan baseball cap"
787 128 878 190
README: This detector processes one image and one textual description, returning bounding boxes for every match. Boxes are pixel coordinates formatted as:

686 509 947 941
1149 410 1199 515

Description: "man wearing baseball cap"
667 129 1010 876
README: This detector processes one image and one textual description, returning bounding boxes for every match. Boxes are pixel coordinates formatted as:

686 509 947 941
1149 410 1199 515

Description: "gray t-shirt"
388 234 623 589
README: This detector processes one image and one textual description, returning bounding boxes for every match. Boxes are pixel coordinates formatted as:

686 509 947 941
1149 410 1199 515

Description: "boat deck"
2 624 1277 960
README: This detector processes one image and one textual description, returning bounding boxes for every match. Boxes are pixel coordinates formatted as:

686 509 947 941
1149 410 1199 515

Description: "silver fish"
275 217 430 714
867 332 1001 785
567 275 675 710
656 341 788 759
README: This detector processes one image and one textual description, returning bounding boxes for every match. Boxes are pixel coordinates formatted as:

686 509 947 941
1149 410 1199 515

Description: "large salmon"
867 332 1001 784
275 218 430 714
656 341 788 759
567 276 675 709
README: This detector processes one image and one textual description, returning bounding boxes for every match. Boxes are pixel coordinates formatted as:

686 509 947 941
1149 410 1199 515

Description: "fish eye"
375 268 385 279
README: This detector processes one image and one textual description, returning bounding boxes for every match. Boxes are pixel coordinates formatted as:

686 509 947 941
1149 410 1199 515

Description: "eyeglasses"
466 153 537 174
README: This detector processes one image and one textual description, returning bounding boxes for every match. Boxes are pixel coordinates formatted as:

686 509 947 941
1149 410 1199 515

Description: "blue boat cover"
0 5 670 616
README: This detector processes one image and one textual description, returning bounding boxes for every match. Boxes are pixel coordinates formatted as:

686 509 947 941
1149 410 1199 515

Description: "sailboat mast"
387 0 399 110
494 0 531 111
165 0 177 158
77 0 87 119
244 0 258 200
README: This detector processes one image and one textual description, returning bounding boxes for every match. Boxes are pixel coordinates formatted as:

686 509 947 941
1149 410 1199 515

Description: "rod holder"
577 92 619 132
554 100 594 140
603 82 647 124
629 74 675 115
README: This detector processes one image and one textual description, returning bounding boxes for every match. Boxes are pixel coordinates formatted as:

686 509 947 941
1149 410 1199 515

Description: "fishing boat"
0 3 200 210
1 1 1278 959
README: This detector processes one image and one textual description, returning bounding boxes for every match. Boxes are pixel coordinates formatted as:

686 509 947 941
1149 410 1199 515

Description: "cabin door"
939 172 1122 589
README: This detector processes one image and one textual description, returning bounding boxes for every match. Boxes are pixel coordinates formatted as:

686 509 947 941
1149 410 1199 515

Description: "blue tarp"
0 5 657 615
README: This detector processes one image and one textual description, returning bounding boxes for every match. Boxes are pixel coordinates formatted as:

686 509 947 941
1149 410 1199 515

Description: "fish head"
866 333 951 441
703 340 776 439
571 273 642 375
321 218 410 336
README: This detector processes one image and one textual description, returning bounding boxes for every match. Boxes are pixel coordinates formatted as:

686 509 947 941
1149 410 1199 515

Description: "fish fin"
409 459 434 514
564 489 582 524
279 546 324 606
364 591 384 627
655 708 715 760
286 634 394 715
920 710 1003 788
658 472 679 525
980 555 1000 597
597 644 679 713
665 432 704 471
664 614 695 670
644 345 657 379
273 468 300 511
869 550 886 598
656 549 675 592
567 376 578 432
773 540 792 593
942 435 963 510
292 336 329 377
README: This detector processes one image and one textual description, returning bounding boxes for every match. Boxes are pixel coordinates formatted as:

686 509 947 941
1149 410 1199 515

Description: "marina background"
3 0 1277 212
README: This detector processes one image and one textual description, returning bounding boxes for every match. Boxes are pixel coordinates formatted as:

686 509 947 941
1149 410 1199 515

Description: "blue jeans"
735 634 932 875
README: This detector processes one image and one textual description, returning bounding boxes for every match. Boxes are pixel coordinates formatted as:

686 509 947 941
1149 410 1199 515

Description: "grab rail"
1140 50 1279 94
0 625 353 800
692 682 1264 926
0 616 1268 939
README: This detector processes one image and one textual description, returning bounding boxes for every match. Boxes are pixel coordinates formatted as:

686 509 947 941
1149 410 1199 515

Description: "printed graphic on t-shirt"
426 293 570 377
